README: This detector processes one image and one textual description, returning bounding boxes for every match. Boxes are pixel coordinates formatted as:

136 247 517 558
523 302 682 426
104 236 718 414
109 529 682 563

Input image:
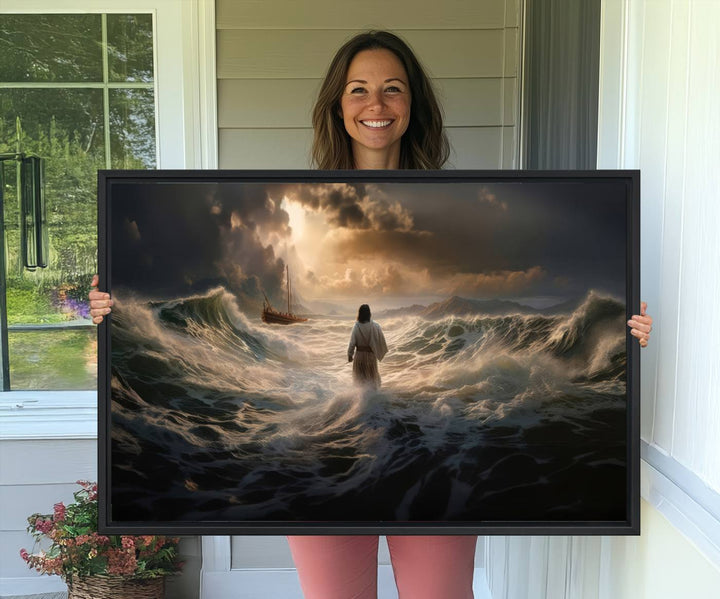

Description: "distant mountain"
375 304 426 319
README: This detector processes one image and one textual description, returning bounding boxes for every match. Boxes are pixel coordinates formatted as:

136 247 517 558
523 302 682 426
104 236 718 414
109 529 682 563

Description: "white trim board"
0 392 96 440
641 443 720 569
642 441 720 523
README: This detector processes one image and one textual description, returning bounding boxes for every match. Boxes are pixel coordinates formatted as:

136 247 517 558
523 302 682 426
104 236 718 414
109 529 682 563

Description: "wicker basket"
67 575 165 599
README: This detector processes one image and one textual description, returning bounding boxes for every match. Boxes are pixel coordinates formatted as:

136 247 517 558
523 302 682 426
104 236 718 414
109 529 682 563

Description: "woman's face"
340 49 411 167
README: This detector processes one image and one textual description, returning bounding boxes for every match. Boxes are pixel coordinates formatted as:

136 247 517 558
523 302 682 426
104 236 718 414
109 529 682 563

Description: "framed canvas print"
98 170 640 535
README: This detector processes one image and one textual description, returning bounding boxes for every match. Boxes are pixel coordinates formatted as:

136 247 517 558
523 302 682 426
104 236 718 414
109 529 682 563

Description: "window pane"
1 88 104 281
0 14 102 82
1 89 102 390
0 89 106 161
8 329 97 390
110 89 156 169
107 14 154 83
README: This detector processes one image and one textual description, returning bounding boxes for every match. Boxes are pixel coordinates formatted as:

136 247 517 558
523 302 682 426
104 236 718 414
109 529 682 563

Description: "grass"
6 287 68 324
4 279 96 389
9 329 97 390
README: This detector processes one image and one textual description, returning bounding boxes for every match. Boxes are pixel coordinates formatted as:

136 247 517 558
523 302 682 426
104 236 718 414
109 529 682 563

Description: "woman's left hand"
627 301 653 348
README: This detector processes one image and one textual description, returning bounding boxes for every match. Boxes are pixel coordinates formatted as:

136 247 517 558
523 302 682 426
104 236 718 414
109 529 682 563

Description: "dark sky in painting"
109 181 289 301
108 178 628 308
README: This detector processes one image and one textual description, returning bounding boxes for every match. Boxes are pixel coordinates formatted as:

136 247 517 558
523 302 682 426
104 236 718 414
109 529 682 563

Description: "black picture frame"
98 169 640 535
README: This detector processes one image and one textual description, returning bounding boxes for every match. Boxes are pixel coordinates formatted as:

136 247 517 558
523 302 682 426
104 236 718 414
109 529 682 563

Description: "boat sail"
262 265 308 325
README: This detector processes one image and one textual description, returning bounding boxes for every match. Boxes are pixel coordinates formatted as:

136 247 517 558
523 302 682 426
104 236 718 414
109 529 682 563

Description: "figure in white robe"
347 304 388 389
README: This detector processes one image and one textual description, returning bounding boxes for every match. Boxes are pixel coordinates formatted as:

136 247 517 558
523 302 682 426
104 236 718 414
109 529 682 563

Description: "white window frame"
0 0 218 441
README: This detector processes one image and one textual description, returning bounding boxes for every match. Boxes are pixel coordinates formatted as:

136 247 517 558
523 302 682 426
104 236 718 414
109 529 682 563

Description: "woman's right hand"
89 274 113 324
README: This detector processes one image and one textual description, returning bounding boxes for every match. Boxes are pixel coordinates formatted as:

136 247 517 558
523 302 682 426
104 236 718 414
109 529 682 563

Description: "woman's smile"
361 119 394 128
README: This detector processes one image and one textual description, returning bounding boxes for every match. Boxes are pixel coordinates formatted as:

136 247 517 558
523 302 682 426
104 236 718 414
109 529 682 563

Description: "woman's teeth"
362 120 392 128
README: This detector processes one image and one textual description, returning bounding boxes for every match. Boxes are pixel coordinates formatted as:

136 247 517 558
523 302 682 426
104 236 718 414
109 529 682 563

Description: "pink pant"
287 535 477 599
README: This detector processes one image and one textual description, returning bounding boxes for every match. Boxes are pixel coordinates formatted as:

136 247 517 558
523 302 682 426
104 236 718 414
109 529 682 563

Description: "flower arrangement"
20 481 182 584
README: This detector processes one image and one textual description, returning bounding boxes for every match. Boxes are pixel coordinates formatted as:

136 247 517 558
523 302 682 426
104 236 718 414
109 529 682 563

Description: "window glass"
0 88 106 160
0 14 103 82
8 330 97 390
110 89 156 169
0 13 155 390
107 14 154 83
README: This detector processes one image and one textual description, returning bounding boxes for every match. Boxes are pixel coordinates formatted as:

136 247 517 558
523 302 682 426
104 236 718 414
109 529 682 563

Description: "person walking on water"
348 304 388 388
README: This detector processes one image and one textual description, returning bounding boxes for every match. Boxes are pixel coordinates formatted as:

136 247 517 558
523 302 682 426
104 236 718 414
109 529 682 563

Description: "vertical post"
0 164 11 390
287 264 290 314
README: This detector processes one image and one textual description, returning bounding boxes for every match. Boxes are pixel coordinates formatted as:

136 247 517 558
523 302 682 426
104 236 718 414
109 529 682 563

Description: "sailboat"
261 265 308 325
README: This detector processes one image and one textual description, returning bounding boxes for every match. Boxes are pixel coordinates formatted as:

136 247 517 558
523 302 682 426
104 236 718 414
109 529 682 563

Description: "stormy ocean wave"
110 288 628 522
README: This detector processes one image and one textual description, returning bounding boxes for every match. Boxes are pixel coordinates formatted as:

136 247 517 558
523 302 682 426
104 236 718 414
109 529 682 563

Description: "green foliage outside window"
0 13 155 389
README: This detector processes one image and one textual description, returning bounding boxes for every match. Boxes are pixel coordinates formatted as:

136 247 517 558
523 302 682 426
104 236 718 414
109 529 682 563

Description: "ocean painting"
105 175 633 527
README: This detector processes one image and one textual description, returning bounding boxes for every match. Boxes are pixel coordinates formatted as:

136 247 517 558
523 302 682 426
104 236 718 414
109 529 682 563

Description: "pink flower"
75 480 98 499
34 518 54 534
121 536 135 549
53 502 66 522
20 482 181 580
43 556 64 576
107 548 137 576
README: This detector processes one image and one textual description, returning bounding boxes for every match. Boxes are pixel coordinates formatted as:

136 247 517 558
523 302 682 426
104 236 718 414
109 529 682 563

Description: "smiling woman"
311 30 449 171
340 49 412 169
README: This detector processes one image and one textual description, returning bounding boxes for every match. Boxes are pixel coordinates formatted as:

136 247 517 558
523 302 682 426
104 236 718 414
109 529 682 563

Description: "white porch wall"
216 0 522 171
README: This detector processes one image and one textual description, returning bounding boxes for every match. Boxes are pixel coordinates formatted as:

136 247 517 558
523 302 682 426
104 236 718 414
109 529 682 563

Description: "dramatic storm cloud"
110 182 292 304
275 183 414 232
286 180 627 304
109 178 628 311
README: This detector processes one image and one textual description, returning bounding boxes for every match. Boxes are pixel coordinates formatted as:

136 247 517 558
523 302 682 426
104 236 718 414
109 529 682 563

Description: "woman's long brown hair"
311 31 449 170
